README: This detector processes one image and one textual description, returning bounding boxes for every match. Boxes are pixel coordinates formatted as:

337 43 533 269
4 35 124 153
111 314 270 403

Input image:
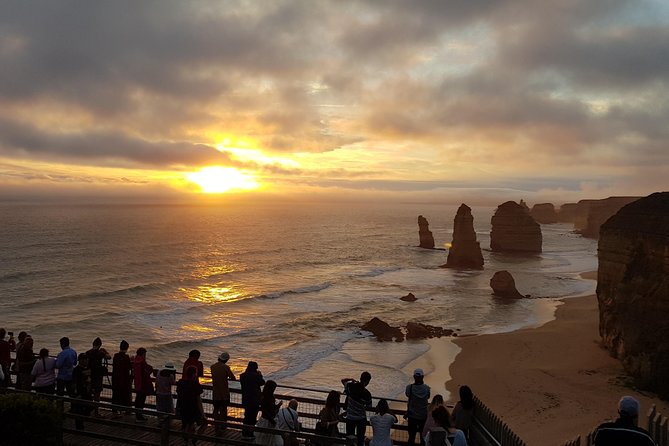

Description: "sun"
186 167 259 193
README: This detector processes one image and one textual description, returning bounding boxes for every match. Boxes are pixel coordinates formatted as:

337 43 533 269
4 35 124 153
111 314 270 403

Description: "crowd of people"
1 329 654 446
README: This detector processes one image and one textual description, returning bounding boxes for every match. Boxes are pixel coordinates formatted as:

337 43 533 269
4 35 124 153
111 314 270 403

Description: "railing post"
161 414 171 446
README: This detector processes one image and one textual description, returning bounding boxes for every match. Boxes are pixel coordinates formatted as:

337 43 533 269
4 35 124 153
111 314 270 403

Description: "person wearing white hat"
405 368 431 446
210 351 236 434
593 396 655 445
155 363 177 415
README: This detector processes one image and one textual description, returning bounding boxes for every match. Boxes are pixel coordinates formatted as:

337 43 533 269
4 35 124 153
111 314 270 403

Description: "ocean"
0 201 597 400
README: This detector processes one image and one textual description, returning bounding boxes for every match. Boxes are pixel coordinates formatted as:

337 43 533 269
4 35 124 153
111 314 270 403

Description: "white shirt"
31 357 57 387
370 413 398 446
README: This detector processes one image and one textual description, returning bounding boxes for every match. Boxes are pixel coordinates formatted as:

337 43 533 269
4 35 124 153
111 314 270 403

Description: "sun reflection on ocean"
179 284 246 304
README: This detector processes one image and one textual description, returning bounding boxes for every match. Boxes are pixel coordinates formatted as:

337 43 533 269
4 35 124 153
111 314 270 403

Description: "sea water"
0 202 597 399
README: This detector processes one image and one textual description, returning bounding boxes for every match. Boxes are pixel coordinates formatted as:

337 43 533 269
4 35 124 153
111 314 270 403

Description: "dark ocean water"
0 202 596 398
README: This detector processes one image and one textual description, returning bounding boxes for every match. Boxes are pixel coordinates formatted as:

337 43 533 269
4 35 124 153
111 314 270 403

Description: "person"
72 353 93 430
156 363 177 415
86 337 111 413
422 395 445 440
342 371 373 446
593 396 655 446
211 351 237 434
16 334 35 391
316 390 342 442
183 349 204 382
425 406 467 446
111 340 133 412
0 328 11 387
406 368 430 446
369 399 398 446
56 336 77 397
177 366 203 445
277 399 301 446
133 347 155 423
450 386 474 437
240 361 265 439
31 347 57 394
8 331 16 351
255 379 284 446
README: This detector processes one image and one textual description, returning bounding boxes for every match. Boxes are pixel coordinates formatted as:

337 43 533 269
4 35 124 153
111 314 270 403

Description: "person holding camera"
156 363 177 415
342 371 373 446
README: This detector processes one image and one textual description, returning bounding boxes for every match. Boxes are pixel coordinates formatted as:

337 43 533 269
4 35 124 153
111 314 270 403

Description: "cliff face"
417 215 435 249
580 197 641 238
557 203 579 223
445 204 484 269
490 201 542 253
530 203 558 224
597 192 669 398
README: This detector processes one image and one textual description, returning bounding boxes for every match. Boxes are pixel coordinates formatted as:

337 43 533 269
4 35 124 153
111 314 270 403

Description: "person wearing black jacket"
240 361 265 439
593 396 655 446
342 372 373 446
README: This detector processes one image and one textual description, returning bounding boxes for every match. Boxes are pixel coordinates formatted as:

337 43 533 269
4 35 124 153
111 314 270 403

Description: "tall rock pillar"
445 204 484 269
417 215 435 249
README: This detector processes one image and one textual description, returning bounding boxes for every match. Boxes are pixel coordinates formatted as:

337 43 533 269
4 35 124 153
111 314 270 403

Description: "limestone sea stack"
444 204 484 269
417 215 435 249
490 270 524 298
530 203 558 224
579 196 641 238
597 192 669 398
490 201 542 253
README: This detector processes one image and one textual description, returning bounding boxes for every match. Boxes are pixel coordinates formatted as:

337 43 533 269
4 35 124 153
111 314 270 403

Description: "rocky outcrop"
400 293 417 302
406 322 454 339
530 203 558 224
361 317 404 342
597 192 669 398
557 203 579 223
418 215 435 249
490 201 542 253
361 318 457 341
580 197 641 238
519 199 530 213
490 271 525 298
444 204 484 269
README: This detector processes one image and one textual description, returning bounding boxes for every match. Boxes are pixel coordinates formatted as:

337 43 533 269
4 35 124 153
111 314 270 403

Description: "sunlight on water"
181 323 215 333
180 284 245 303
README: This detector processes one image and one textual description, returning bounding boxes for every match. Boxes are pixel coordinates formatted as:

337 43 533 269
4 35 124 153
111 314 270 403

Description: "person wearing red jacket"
133 347 155 423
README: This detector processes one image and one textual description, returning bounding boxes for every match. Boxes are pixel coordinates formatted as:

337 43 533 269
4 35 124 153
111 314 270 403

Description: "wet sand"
409 272 669 445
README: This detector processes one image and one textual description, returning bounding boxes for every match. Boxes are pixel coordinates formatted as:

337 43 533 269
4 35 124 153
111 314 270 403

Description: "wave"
257 282 332 300
16 281 171 309
349 266 402 278
0 269 51 283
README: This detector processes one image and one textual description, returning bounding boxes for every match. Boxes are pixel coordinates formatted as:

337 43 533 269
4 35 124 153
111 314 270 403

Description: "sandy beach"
408 272 669 445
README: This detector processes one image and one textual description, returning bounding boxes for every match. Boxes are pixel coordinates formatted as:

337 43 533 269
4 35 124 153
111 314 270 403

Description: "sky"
1 0 668 205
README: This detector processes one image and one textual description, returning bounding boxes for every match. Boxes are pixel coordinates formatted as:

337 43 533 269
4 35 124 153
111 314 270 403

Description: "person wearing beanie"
210 351 237 434
405 368 431 446
593 396 655 445
86 337 111 414
112 340 133 413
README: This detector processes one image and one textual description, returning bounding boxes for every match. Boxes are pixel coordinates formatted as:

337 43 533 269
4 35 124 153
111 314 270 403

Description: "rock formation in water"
557 203 579 223
406 322 454 339
361 317 404 342
444 204 484 269
519 199 530 213
597 192 669 398
490 201 542 253
579 197 641 238
417 215 435 249
400 292 417 302
530 203 558 224
490 270 525 298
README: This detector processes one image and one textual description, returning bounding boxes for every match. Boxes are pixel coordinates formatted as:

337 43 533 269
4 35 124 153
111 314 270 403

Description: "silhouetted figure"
31 347 56 394
426 406 467 446
316 390 342 441
16 334 35 391
86 337 111 413
451 385 474 438
177 366 203 442
278 399 301 446
342 371 373 446
240 361 265 439
0 328 11 387
211 351 236 434
183 349 204 382
422 394 445 440
133 347 155 423
112 340 132 412
156 363 176 414
370 399 398 446
406 368 430 446
72 353 93 430
255 379 283 446
593 396 655 446
56 336 77 396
